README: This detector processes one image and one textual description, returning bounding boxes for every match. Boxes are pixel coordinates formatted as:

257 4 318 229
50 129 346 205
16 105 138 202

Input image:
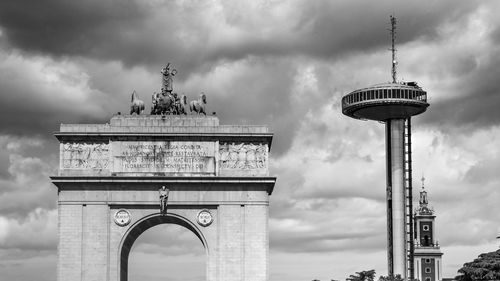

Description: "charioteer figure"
161 63 177 94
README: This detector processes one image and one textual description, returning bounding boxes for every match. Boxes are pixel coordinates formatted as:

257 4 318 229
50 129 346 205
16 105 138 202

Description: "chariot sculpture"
148 63 209 116
151 92 188 115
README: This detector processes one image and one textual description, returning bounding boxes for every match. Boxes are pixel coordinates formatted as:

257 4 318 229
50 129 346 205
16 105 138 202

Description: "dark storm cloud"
0 136 57 219
421 47 500 129
0 66 107 138
0 0 476 71
205 58 297 154
0 0 479 147
0 0 479 158
0 0 147 59
0 0 211 74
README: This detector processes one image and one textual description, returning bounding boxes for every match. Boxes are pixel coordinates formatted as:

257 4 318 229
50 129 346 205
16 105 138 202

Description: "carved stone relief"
61 143 109 169
219 143 268 170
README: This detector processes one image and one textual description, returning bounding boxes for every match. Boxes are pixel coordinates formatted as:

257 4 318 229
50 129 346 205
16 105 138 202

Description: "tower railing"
341 86 428 107
415 242 440 248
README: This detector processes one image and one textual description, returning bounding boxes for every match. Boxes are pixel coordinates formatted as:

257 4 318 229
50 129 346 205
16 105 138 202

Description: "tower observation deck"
342 82 428 121
341 16 429 280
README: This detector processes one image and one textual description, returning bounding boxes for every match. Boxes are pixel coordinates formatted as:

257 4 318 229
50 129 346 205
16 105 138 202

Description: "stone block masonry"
52 115 276 281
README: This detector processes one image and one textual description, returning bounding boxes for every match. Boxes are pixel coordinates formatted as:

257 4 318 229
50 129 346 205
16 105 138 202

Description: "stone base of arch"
53 178 274 281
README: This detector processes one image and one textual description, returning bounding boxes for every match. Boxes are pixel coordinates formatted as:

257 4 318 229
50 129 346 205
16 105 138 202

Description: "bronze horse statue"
189 93 207 115
178 95 188 115
130 91 145 115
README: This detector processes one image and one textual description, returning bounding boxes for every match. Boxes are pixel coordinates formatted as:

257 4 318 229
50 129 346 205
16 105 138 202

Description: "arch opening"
120 213 207 281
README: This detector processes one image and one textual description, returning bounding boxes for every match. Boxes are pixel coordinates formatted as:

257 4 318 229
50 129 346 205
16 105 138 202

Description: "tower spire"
417 175 432 215
390 15 397 83
419 175 428 206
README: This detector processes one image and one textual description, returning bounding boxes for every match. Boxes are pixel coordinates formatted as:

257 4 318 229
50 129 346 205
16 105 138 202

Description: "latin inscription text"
114 142 215 174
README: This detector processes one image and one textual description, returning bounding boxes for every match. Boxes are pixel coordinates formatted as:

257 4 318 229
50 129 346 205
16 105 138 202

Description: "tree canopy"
377 274 405 281
346 270 376 281
456 249 500 281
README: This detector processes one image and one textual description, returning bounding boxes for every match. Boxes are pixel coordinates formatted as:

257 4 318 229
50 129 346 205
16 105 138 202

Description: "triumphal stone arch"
51 114 275 281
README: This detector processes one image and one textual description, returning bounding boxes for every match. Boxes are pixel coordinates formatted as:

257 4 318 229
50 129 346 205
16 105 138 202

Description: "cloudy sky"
1 0 500 280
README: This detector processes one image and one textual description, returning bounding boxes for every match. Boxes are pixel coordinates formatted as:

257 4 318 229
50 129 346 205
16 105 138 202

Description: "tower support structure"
386 119 407 277
404 118 415 280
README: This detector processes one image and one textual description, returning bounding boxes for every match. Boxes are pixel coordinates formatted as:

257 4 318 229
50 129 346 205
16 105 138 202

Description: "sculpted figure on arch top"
149 63 208 116
161 63 177 94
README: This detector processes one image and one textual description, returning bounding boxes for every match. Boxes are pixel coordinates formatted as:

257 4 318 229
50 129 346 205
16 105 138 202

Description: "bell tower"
413 177 443 281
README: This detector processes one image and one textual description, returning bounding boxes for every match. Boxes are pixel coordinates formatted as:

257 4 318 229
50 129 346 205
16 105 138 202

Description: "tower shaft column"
386 119 407 278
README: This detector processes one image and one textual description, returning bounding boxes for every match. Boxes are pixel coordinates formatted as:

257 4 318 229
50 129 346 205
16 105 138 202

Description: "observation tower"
341 16 429 280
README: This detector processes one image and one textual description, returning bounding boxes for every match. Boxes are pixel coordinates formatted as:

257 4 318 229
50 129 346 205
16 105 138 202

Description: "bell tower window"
423 235 430 246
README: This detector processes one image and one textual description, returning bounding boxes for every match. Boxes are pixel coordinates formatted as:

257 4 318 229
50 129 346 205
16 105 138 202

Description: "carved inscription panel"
112 141 216 175
61 143 109 169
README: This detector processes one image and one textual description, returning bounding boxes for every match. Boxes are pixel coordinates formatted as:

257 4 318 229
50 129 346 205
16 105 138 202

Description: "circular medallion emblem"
114 209 131 226
197 210 213 227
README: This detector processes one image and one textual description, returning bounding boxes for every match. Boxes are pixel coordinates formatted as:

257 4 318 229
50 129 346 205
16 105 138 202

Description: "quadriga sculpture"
144 63 208 116
189 93 207 115
130 91 145 115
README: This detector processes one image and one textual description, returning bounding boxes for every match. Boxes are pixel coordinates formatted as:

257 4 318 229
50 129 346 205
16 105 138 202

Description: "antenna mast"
390 15 397 83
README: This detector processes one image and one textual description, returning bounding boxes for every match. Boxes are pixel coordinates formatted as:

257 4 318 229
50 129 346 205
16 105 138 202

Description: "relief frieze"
219 143 268 170
61 143 109 169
